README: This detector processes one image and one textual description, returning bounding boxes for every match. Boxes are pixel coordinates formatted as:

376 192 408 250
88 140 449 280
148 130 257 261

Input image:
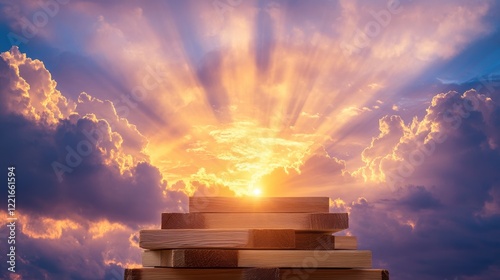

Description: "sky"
0 0 500 279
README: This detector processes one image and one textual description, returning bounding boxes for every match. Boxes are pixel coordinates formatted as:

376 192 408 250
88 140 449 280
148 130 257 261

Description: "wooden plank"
238 250 371 268
125 268 279 280
174 249 238 267
125 268 388 280
139 229 295 250
334 236 357 250
295 234 357 250
142 250 237 267
161 213 348 232
141 250 172 267
189 197 329 213
142 234 357 264
142 249 372 268
280 269 389 280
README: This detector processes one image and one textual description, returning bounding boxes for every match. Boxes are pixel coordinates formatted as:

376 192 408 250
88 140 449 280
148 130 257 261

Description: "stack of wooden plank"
125 197 389 280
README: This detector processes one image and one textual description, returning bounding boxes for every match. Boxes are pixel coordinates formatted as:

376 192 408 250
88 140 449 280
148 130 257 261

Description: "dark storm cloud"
347 191 500 279
0 113 186 226
0 49 187 227
348 90 500 280
0 47 188 279
391 185 442 211
0 217 142 279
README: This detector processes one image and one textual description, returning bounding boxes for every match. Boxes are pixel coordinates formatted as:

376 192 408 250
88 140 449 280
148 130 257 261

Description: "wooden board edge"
125 268 388 280
189 197 330 213
382 269 390 280
247 229 296 249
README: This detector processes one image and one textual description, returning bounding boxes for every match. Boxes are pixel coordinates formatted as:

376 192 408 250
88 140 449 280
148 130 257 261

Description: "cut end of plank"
382 269 390 280
179 249 238 267
309 213 349 231
242 268 280 280
124 268 141 280
248 229 295 248
162 213 204 229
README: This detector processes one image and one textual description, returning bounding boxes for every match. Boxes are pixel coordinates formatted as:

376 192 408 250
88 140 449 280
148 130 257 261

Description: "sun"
252 188 262 196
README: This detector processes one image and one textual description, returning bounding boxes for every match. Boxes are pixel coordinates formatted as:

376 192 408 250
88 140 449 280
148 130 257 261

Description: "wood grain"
141 250 172 267
189 197 329 213
161 213 348 232
139 229 295 250
142 249 371 268
125 268 279 280
176 249 238 268
280 269 389 280
295 234 357 250
238 250 371 268
125 268 388 280
143 250 237 267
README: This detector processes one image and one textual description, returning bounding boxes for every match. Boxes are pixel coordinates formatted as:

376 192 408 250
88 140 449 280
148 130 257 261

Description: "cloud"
0 47 187 279
349 89 500 279
74 92 149 172
338 0 491 60
357 114 410 182
391 185 442 212
0 46 74 124
0 211 142 280
0 47 186 226
159 121 320 195
260 149 354 197
359 90 500 189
